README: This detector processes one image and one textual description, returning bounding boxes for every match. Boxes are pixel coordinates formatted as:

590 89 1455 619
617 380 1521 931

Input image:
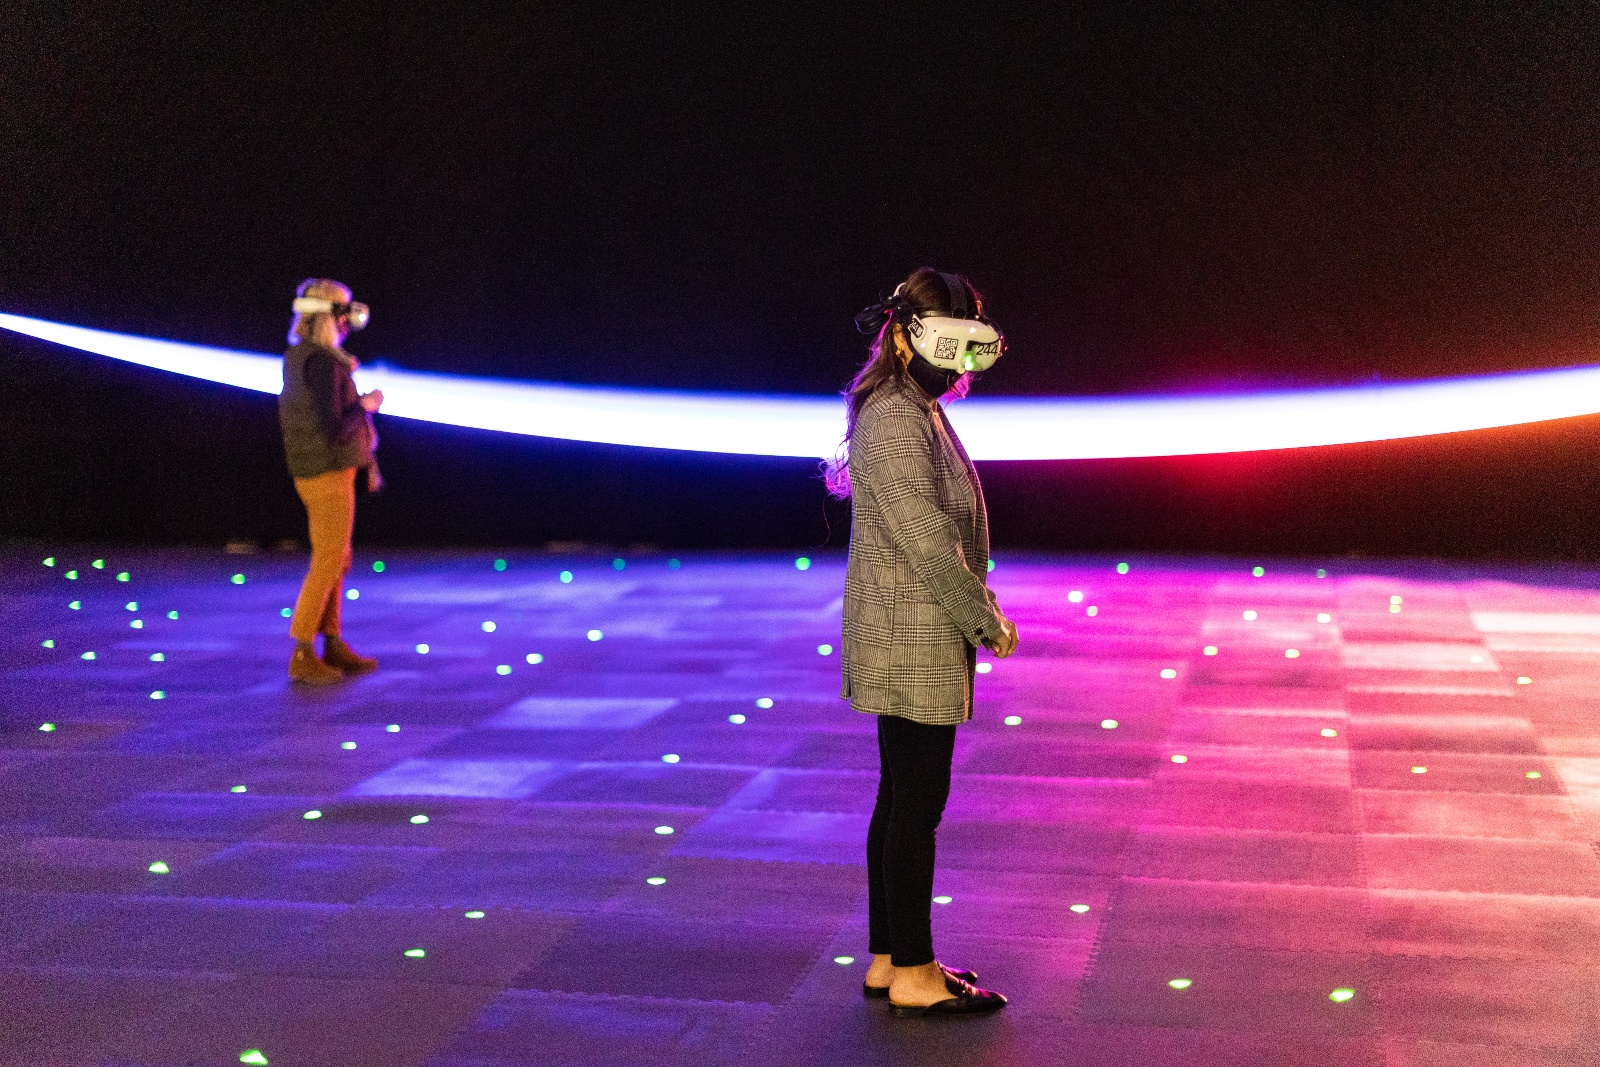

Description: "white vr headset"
856 271 1005 373
292 296 370 331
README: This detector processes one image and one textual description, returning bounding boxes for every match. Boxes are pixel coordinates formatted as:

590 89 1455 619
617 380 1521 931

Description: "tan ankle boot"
290 644 345 685
322 636 378 675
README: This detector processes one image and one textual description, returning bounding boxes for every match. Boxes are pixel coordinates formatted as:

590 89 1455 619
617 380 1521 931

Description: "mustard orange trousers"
288 467 356 642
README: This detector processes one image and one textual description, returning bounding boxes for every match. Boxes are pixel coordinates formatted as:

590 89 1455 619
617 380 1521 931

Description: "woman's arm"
856 400 1006 648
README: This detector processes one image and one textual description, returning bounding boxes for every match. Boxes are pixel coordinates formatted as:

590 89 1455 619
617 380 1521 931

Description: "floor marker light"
1101 719 1119 729
416 644 429 654
465 910 486 918
1203 646 1218 656
756 697 774 708
404 948 426 959
41 639 54 648
151 652 164 661
1243 610 1258 621
39 723 56 732
303 809 323 820
481 621 496 632
231 573 245 584
1329 988 1356 1003
1321 728 1339 738
1285 649 1300 659
341 741 357 750
613 558 626 570
795 557 811 570
662 754 681 763
92 559 104 569
1068 591 1083 602
387 724 400 733
496 665 512 675
118 571 130 582
1160 668 1178 679
587 629 603 641
147 861 169 874
1086 606 1099 616
410 814 429 824
933 896 953 905
647 877 667 886
1116 563 1130 574
560 570 574 583
834 955 854 964
1171 754 1189 763
1318 613 1332 623
729 714 747 724
1070 904 1091 914
654 825 674 835
239 1051 269 1066
167 610 178 619
977 662 993 674
494 559 507 571
817 644 833 655
1168 978 1193 990
1004 715 1023 726
1252 567 1265 577
231 785 248 793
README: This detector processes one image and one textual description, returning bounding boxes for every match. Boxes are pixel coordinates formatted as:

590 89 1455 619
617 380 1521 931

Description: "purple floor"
4 547 1600 1066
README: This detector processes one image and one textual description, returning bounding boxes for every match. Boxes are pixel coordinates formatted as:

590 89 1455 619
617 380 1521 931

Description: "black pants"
867 714 958 967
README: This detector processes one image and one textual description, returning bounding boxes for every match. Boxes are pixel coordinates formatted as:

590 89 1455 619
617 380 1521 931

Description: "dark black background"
4 3 1600 557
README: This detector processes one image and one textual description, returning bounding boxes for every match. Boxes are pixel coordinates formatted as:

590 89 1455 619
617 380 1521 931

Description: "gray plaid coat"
841 376 1004 725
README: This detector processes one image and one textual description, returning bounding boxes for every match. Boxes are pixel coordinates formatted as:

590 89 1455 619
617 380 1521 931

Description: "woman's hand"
360 390 384 412
986 616 1019 659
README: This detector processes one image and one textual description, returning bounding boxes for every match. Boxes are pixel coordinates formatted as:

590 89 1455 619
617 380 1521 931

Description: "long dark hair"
823 267 982 498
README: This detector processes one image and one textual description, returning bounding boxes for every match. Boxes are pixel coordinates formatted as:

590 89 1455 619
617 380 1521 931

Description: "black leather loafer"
863 963 979 999
888 977 1007 1018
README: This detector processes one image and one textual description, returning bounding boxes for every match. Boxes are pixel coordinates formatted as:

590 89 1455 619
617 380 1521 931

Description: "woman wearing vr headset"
831 268 1018 1017
279 278 383 685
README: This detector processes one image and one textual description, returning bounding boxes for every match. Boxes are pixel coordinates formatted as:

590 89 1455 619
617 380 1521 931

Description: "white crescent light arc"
4 311 1599 461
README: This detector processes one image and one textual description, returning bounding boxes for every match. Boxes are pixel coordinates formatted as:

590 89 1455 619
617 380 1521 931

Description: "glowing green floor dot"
494 559 507 571
526 653 543 664
39 723 56 732
66 570 78 580
1252 566 1265 577
1527 771 1542 779
415 643 429 654
151 652 165 662
1329 988 1355 1003
464 910 486 919
1411 766 1427 774
117 572 130 582
654 825 674 835
280 608 292 617
69 601 80 610
126 601 138 611
167 610 178 619
372 560 385 572
1517 676 1533 685
130 620 143 629
231 574 245 584
345 589 358 600
481 620 496 632
668 559 681 569
756 697 774 709
496 664 511 675
239 1050 269 1066
1070 904 1091 914
43 557 54 567
1321 728 1338 738
92 559 104 569
646 877 667 886
150 691 165 700
613 558 626 570
1171 754 1189 764
1100 719 1118 729
834 955 855 965
410 814 429 825
977 662 993 674
1316 569 1327 577
933 895 952 905
794 557 811 571
1160 668 1178 679
403 948 426 959
303 809 323 820
987 559 996 572
147 861 169 874
1004 715 1022 726
728 714 746 725
559 570 573 583
41 639 54 649
587 629 603 641
1168 978 1192 990
81 651 95 661
231 785 248 793
1284 649 1300 659
662 754 680 763
341 741 357 750
386 724 400 733
1086 606 1099 616
1116 562 1130 574
817 643 833 656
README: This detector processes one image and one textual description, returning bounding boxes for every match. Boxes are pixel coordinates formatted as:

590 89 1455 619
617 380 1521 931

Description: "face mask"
292 296 370 331
908 355 961 399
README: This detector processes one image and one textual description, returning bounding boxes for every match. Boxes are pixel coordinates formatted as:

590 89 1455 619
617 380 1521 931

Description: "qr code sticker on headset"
935 336 959 361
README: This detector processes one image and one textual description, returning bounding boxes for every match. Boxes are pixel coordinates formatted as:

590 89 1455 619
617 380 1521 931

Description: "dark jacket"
841 376 1002 725
279 343 372 479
